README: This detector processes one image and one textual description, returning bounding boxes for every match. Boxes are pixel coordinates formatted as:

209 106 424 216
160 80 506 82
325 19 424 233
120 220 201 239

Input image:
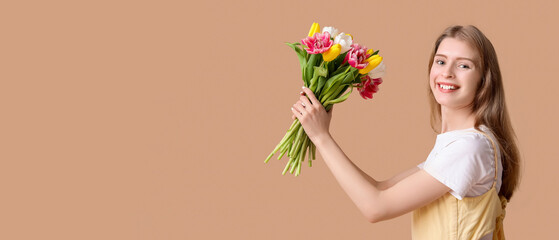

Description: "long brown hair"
427 25 520 201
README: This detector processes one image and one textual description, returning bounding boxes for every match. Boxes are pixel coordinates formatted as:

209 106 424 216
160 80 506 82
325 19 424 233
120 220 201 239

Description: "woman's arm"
376 166 420 190
314 136 449 222
291 87 450 223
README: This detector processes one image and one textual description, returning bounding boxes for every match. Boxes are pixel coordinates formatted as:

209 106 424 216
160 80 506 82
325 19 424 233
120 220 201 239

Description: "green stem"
296 137 310 176
265 120 300 163
309 142 316 167
282 157 293 175
289 126 305 157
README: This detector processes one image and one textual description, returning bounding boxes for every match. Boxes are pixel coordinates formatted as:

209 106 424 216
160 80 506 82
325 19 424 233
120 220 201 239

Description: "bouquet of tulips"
265 22 386 176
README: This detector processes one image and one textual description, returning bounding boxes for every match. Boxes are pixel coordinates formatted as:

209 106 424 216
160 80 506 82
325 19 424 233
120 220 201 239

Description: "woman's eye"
436 60 444 65
459 64 470 69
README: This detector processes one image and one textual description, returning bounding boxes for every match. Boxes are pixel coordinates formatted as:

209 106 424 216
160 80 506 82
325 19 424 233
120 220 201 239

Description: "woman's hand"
291 87 333 143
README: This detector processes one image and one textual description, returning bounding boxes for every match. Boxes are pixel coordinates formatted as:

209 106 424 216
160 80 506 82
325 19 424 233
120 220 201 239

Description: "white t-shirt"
417 125 503 200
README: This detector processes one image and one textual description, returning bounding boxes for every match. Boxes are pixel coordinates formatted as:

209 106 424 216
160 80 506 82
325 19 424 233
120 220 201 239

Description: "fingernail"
299 91 303 94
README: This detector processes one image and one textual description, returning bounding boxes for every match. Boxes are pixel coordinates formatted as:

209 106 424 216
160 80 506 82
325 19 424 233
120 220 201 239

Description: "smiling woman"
416 25 521 240
429 37 483 125
291 25 520 240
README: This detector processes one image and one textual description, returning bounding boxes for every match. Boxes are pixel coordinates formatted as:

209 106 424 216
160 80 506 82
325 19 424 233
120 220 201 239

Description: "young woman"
290 25 520 239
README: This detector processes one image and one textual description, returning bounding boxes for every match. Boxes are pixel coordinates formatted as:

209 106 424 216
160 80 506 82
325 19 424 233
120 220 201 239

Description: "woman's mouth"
437 83 460 92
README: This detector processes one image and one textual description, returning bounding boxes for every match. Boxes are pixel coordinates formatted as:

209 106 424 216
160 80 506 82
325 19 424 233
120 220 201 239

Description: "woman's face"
429 37 483 111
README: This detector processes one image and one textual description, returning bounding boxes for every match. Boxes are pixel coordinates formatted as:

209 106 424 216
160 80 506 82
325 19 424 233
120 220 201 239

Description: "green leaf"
342 68 360 84
285 42 308 71
331 52 348 72
330 65 351 79
322 71 346 94
309 74 319 92
324 87 353 106
313 66 328 78
302 68 308 86
305 54 321 82
315 76 327 96
320 81 341 103
323 84 351 104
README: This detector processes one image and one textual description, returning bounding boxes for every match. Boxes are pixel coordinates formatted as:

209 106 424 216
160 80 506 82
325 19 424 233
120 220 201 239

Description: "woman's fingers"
299 95 312 109
291 87 332 142
291 106 303 119
292 87 328 120
292 90 309 120
301 87 319 105
292 100 305 116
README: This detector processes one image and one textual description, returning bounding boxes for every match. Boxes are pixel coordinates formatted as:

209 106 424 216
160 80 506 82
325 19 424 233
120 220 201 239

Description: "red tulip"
358 76 382 99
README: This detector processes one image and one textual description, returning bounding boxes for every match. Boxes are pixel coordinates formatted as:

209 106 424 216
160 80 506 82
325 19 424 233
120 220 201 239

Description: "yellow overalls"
412 131 508 240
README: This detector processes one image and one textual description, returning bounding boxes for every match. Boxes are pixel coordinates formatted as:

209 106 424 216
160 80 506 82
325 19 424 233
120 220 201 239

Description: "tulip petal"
368 61 386 79
308 22 320 37
322 44 342 62
358 55 383 74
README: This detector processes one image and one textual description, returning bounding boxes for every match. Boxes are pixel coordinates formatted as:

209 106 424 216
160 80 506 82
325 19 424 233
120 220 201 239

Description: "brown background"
1 0 558 239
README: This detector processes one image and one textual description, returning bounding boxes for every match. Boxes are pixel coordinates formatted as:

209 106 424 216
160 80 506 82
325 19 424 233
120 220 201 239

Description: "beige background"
1 0 558 239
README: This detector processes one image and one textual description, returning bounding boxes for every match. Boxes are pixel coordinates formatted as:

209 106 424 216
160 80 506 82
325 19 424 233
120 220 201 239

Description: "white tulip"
334 33 353 53
368 60 386 79
322 26 339 39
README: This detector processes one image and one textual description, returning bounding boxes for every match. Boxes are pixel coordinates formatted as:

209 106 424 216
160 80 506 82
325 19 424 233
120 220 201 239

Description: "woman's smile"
437 82 460 92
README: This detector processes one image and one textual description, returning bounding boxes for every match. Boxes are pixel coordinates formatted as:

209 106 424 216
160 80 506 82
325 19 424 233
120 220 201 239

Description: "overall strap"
469 129 508 240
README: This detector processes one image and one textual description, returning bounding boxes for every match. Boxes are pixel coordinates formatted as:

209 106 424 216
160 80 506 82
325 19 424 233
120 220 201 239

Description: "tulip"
358 55 383 74
345 44 369 69
308 22 320 37
322 44 342 62
334 33 353 53
368 60 386 79
358 76 382 99
322 26 339 39
301 32 333 54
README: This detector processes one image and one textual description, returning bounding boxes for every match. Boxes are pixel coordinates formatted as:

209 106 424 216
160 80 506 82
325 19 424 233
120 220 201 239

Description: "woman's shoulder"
437 127 495 152
425 126 499 199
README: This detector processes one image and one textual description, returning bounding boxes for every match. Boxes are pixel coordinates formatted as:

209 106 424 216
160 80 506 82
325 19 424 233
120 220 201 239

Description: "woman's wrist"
311 132 334 148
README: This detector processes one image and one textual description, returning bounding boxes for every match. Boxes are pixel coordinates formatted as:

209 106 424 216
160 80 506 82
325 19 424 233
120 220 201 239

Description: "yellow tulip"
346 33 353 40
359 55 383 74
308 22 320 37
322 44 342 62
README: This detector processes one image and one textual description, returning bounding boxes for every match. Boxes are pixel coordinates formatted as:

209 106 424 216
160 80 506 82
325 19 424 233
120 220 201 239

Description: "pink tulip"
358 76 383 99
344 44 370 69
301 32 333 54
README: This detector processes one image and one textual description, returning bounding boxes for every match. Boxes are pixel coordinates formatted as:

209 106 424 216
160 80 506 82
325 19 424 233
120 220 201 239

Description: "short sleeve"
422 135 494 199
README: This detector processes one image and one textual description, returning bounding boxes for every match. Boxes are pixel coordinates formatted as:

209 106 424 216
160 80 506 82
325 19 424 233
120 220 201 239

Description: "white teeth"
439 84 456 90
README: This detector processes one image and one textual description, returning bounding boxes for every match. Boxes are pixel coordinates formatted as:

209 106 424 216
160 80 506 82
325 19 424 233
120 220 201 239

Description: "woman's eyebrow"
435 54 474 62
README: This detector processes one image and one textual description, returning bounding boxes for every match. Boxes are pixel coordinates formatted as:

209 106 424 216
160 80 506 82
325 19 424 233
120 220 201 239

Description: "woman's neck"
440 106 476 133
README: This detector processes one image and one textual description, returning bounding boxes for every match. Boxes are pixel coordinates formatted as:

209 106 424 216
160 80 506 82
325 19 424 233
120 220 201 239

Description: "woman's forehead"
437 37 480 61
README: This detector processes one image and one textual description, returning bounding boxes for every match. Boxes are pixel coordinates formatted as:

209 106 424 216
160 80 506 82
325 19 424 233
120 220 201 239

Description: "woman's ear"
478 70 490 90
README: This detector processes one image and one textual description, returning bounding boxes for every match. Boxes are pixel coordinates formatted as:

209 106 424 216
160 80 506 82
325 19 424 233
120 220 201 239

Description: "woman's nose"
441 66 454 78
